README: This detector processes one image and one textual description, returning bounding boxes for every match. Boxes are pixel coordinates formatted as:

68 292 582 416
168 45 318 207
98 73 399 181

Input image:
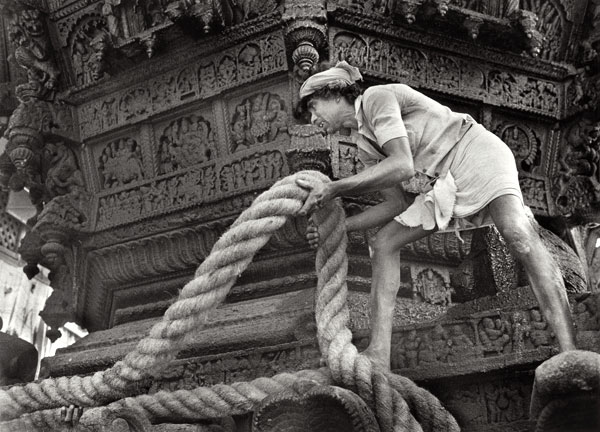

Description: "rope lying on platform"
0 171 459 432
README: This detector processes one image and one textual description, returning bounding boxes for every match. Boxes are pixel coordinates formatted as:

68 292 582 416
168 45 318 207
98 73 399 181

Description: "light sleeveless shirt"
354 84 475 176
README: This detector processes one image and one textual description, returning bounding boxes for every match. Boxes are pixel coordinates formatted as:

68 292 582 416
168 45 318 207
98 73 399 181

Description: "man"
295 61 576 370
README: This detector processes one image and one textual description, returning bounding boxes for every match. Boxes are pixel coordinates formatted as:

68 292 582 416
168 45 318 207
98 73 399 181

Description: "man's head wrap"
298 61 363 99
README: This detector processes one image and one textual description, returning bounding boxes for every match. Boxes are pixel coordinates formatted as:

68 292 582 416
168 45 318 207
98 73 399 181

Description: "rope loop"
0 171 458 432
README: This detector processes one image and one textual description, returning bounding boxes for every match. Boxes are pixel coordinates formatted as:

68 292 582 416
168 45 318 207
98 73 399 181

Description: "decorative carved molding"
329 29 563 118
95 147 286 230
77 32 287 139
328 7 569 78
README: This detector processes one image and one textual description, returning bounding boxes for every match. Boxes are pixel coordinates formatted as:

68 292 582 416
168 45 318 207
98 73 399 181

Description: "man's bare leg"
362 220 435 369
489 194 577 351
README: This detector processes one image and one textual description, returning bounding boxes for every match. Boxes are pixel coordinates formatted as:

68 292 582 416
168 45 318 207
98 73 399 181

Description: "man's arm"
297 137 414 215
346 185 410 232
331 137 414 197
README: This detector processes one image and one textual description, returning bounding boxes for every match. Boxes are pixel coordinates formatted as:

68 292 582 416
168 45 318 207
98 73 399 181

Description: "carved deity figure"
484 381 525 423
7 7 59 100
511 311 531 352
231 94 287 151
479 317 510 353
413 268 452 305
529 309 552 347
239 44 261 79
430 324 452 363
447 324 475 362
159 116 215 173
99 138 144 188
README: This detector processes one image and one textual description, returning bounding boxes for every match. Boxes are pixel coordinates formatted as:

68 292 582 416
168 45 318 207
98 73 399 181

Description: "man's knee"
371 231 400 257
500 219 538 259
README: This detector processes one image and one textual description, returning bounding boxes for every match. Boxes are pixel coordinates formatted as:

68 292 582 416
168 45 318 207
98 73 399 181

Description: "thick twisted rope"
0 171 458 432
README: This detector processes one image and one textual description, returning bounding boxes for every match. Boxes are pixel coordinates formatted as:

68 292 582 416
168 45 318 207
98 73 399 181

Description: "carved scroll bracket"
283 0 327 79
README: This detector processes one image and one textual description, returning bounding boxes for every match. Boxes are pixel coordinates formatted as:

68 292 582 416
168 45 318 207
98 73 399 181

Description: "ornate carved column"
283 0 327 78
0 0 91 340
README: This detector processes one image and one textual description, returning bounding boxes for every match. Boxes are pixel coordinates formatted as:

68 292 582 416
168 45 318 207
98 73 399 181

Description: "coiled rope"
0 171 459 432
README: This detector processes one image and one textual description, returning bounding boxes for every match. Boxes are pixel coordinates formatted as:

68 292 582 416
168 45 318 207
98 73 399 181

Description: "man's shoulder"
362 83 412 103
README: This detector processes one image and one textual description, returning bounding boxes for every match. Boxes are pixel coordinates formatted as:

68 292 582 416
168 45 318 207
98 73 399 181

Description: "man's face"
306 96 344 135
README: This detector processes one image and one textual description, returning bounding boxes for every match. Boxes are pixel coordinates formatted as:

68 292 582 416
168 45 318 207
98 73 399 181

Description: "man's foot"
360 346 390 371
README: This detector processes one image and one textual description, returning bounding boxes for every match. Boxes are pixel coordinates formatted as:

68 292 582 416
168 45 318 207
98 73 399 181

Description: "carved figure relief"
101 0 123 38
574 295 600 331
98 137 145 189
479 316 511 354
331 30 559 115
230 93 288 152
483 381 528 423
488 71 557 113
5 5 59 101
519 176 547 213
428 324 452 363
78 34 287 139
332 32 425 79
97 150 285 228
43 141 86 197
412 267 452 305
428 54 460 90
403 329 421 368
68 16 109 86
220 151 284 192
529 309 553 347
493 123 540 173
554 118 600 215
510 311 530 352
101 0 167 39
158 115 216 174
448 324 476 361
120 87 152 121
337 141 361 178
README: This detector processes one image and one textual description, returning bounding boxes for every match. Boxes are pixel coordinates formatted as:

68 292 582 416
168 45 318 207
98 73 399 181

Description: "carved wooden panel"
77 32 287 139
